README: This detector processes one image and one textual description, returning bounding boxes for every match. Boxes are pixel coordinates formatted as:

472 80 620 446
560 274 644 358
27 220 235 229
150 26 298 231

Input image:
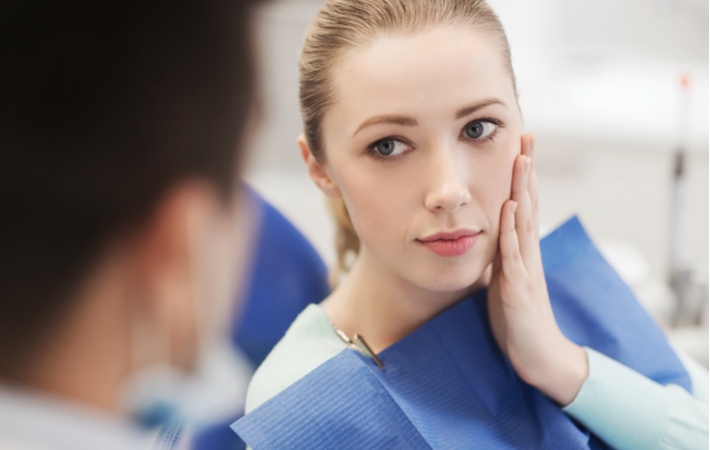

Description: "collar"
0 383 160 450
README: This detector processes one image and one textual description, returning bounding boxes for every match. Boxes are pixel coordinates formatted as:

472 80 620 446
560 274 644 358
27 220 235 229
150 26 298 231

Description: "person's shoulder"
244 303 346 413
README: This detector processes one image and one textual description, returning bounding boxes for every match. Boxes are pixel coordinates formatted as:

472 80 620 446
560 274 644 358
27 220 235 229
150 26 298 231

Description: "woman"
241 0 708 448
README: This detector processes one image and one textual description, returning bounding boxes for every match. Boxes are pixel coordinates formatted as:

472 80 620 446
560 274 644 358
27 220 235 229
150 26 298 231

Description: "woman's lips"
417 230 480 257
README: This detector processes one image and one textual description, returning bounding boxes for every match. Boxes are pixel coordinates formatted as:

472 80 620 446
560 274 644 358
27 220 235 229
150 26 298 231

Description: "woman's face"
319 26 523 292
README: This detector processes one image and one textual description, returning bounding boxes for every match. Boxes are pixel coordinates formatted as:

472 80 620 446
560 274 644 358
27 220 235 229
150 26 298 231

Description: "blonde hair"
299 0 516 286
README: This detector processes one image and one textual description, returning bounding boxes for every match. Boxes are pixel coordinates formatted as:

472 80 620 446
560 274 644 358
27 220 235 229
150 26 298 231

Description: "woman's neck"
321 248 489 354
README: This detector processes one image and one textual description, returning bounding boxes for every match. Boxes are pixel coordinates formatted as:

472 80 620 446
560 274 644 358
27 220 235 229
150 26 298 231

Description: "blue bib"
232 217 690 449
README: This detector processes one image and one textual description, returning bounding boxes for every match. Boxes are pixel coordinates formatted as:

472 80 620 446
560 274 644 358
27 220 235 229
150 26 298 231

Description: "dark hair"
0 0 261 377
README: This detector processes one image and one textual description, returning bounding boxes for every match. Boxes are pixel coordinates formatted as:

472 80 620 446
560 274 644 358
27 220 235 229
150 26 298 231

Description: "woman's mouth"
417 230 480 257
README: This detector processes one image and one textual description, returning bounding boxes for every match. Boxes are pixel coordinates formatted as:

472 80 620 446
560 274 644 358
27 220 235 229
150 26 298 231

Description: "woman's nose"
423 148 471 213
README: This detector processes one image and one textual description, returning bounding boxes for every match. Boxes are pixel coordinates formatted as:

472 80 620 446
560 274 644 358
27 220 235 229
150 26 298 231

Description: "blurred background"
243 0 708 365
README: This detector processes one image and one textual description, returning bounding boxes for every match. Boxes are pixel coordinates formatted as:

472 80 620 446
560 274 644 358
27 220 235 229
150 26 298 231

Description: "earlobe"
297 133 342 198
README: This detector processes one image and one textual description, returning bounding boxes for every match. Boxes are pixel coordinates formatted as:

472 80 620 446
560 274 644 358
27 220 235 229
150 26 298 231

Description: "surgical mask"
121 338 253 430
121 187 257 432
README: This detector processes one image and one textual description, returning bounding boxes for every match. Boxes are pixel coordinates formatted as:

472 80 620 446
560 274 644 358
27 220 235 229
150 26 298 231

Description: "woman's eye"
372 138 408 157
463 120 497 140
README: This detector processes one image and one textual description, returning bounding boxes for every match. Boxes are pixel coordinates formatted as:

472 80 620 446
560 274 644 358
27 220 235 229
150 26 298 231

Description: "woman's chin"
409 271 488 294
403 258 492 294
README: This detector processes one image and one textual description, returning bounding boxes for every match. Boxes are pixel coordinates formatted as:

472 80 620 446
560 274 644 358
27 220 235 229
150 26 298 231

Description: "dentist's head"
0 0 262 427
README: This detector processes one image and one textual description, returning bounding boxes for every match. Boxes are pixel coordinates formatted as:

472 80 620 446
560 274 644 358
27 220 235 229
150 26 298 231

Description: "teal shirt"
246 304 709 450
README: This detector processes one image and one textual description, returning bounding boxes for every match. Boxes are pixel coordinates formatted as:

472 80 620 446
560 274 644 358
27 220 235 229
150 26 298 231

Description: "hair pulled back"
299 0 516 285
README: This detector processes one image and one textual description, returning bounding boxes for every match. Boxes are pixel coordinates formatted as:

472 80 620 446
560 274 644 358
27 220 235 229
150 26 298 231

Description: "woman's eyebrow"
455 98 506 119
352 98 505 137
353 115 417 137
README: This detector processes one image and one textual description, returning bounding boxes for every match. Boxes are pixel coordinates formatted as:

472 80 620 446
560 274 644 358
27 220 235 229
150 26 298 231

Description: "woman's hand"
487 134 588 406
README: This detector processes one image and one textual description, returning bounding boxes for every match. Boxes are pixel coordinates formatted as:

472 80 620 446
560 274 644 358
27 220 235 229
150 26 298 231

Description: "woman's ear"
298 133 342 198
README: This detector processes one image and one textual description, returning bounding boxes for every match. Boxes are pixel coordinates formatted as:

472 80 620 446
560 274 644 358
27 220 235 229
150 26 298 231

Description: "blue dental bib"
232 217 690 449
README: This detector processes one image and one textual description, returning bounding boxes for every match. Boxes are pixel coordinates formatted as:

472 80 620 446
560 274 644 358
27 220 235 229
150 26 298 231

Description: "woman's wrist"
520 337 589 406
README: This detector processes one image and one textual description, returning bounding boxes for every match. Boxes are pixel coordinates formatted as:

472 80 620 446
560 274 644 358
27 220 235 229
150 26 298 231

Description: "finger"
522 134 540 241
511 153 536 269
499 199 524 279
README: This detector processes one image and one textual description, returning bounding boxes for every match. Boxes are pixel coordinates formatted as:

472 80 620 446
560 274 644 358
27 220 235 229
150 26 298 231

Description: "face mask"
121 188 257 432
121 338 253 430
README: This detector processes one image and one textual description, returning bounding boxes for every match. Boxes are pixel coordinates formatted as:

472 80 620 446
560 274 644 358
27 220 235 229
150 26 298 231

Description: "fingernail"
531 134 537 152
511 201 518 214
524 156 531 173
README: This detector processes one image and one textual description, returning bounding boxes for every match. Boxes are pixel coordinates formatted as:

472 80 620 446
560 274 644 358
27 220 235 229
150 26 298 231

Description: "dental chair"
192 187 331 450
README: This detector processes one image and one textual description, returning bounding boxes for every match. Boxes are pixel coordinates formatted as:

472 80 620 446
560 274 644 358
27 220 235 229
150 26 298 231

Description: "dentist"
0 1 263 448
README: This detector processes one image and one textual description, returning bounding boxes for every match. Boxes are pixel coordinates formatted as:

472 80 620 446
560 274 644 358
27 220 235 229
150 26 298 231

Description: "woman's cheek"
339 169 409 252
495 132 520 190
473 137 519 230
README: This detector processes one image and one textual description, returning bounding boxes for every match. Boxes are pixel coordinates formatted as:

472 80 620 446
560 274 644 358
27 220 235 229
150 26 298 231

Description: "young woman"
242 0 708 448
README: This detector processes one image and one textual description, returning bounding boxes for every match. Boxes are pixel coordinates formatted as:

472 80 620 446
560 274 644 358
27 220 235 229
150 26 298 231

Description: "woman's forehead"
327 27 515 129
